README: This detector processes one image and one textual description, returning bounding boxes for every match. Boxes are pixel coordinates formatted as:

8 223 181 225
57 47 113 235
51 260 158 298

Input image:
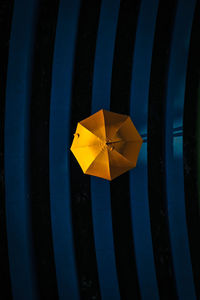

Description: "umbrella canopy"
70 109 143 180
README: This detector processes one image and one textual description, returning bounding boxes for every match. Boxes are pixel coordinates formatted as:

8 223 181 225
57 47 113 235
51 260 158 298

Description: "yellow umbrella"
70 109 143 180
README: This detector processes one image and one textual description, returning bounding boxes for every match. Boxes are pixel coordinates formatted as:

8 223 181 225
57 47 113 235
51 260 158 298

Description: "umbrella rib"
84 147 105 174
112 148 136 167
108 115 129 139
70 143 101 149
102 109 107 140
106 140 122 145
78 122 100 139
114 116 143 140
106 140 142 145
106 148 112 180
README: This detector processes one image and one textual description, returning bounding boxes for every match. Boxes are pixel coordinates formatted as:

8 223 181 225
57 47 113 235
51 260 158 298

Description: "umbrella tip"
73 133 80 138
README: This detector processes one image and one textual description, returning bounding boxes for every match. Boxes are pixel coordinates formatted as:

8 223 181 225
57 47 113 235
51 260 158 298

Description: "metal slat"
129 0 159 299
91 0 121 298
49 1 81 299
164 0 196 299
4 0 39 299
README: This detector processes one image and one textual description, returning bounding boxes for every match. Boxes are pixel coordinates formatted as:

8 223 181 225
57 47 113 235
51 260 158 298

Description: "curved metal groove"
4 0 40 299
184 2 200 297
91 0 121 298
147 0 178 298
70 0 102 298
110 1 141 298
129 0 160 299
164 0 196 299
0 0 14 298
49 1 81 299
30 1 60 298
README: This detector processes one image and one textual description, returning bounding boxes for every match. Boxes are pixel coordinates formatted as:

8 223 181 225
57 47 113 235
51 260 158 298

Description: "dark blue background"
0 0 200 299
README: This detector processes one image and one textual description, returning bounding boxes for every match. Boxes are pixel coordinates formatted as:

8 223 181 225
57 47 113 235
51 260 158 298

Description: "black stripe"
110 0 141 299
30 1 60 299
148 0 178 299
183 1 200 298
70 0 101 299
0 0 14 299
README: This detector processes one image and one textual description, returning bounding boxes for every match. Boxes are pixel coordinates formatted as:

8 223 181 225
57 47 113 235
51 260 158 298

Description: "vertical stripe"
164 0 196 299
70 0 101 298
30 1 59 299
110 0 141 298
4 0 40 299
0 0 14 299
49 1 81 299
91 0 120 298
129 0 159 299
148 0 178 298
184 2 200 298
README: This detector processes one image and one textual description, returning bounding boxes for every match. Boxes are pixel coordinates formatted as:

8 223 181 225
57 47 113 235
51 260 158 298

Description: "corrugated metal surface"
0 0 199 299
